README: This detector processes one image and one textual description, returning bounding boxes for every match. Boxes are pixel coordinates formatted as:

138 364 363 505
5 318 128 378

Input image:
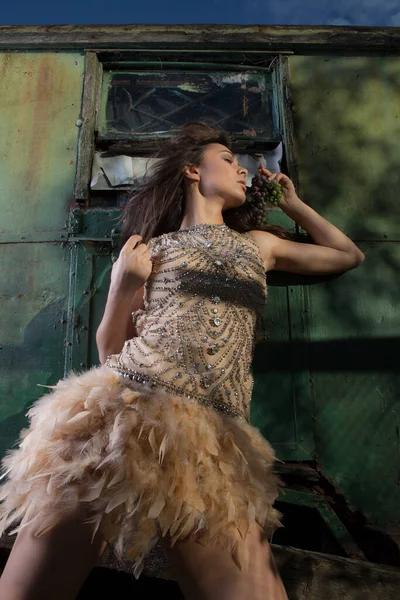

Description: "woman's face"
186 143 249 211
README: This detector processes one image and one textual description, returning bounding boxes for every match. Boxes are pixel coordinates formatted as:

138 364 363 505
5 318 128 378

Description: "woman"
0 122 364 600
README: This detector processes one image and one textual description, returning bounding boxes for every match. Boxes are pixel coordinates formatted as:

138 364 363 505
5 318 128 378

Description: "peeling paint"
209 72 264 88
176 82 207 93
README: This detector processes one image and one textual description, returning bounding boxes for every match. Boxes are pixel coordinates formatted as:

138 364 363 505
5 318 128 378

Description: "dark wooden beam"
0 25 399 55
275 544 400 600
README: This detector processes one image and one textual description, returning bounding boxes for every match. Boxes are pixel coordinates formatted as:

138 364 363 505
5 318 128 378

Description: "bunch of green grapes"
251 173 284 207
247 173 284 227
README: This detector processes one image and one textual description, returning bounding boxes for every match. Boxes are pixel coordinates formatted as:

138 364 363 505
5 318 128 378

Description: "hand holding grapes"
250 165 301 213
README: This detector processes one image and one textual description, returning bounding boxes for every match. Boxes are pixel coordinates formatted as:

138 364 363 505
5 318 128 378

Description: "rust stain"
24 55 54 191
0 54 74 193
0 53 11 79
0 52 83 238
2 56 32 181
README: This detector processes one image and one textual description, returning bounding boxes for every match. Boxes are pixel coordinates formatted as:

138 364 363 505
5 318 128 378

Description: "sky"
0 0 400 27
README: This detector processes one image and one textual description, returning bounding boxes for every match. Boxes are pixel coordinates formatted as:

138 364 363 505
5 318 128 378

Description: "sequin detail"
106 224 267 421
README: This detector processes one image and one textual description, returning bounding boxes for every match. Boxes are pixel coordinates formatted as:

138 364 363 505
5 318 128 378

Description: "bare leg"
162 522 288 600
164 539 249 600
0 513 106 600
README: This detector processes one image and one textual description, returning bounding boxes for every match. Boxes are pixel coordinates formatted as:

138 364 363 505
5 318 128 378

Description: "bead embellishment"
106 223 267 422
207 345 218 355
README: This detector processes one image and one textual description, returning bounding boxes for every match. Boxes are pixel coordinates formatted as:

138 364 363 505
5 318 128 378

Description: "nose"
238 166 248 177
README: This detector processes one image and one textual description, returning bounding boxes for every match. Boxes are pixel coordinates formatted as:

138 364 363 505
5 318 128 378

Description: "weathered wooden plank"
275 545 400 600
98 51 294 68
277 56 300 194
0 25 399 54
74 52 103 201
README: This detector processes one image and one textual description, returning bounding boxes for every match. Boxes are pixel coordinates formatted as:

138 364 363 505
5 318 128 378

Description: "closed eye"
224 158 233 163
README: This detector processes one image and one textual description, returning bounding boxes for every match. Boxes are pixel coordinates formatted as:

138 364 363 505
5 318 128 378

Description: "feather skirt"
0 365 282 579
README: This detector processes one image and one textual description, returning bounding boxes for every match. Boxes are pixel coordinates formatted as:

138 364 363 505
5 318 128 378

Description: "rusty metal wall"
0 52 84 456
0 52 83 241
289 55 400 528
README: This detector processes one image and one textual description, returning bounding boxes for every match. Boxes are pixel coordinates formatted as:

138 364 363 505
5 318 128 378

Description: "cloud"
389 11 400 25
243 0 400 26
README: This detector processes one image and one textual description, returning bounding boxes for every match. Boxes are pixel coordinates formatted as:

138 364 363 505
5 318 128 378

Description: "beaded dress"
0 223 282 580
107 223 267 421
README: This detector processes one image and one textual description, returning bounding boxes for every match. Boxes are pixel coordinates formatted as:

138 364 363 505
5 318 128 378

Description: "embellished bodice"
106 223 267 421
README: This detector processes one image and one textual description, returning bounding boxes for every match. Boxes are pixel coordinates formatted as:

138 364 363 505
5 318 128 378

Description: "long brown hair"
120 121 297 246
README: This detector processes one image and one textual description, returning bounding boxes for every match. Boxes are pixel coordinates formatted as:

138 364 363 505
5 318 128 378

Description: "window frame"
73 50 299 203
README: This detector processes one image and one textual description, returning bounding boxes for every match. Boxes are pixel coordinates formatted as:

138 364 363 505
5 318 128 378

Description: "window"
76 54 287 205
100 70 279 140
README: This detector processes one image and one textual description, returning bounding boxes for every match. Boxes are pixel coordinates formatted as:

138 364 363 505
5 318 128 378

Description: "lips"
239 182 246 192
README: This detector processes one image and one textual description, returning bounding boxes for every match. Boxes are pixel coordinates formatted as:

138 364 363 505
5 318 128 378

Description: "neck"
179 219 225 230
179 210 225 230
180 186 226 230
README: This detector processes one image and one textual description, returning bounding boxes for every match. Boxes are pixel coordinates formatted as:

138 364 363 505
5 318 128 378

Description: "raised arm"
249 167 365 275
96 235 152 364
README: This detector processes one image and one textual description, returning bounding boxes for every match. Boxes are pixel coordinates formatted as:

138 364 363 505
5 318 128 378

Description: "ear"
182 164 200 182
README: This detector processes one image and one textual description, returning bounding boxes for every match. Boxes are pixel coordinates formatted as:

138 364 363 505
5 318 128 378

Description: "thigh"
162 534 244 600
242 523 288 599
162 523 288 600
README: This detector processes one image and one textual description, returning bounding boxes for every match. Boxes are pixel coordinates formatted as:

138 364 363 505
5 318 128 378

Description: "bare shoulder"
246 230 279 272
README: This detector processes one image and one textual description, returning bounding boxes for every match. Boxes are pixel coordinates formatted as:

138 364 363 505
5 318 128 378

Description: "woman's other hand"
111 235 153 292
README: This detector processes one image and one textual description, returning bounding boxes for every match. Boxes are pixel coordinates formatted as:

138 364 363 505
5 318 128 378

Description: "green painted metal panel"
288 55 400 529
64 241 112 373
0 51 84 459
309 243 400 524
68 208 121 240
252 285 314 462
289 56 400 241
0 52 84 241
252 287 296 448
0 243 70 457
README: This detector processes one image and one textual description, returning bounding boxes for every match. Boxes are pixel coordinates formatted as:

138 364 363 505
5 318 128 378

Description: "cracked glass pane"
100 71 278 140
